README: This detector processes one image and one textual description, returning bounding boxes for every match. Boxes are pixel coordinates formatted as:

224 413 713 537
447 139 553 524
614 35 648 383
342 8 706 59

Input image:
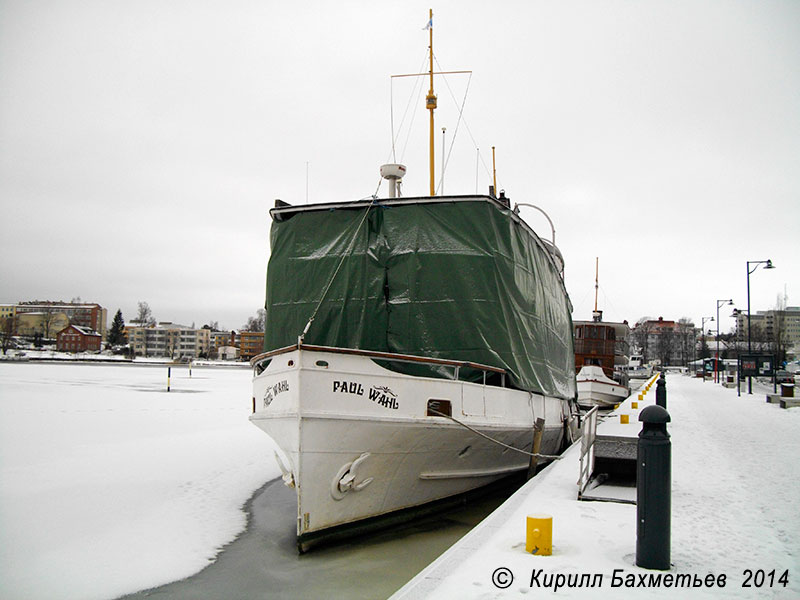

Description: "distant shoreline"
0 355 250 368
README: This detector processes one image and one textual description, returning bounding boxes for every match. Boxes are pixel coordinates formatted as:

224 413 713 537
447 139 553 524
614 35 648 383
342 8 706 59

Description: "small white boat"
627 355 653 379
576 365 629 408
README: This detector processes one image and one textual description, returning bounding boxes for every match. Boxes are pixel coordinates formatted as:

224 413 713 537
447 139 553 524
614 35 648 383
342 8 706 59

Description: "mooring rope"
427 408 564 460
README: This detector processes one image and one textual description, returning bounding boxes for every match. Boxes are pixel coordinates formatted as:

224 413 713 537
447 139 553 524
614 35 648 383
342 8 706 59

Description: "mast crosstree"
391 9 470 197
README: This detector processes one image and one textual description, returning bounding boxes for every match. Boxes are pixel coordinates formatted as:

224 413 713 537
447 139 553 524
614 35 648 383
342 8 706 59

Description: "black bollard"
656 372 667 409
636 404 671 570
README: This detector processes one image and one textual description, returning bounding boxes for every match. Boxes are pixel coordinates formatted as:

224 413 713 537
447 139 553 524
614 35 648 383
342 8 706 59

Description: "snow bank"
0 362 279 600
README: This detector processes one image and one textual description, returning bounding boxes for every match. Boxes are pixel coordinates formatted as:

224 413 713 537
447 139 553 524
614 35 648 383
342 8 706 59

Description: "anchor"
330 452 374 500
274 451 295 488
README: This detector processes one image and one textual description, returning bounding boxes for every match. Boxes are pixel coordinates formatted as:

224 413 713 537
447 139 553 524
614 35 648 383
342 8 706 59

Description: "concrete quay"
391 373 800 599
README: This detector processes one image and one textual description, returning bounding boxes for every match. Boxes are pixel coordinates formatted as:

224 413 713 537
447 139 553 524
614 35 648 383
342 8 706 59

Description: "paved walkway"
392 373 800 599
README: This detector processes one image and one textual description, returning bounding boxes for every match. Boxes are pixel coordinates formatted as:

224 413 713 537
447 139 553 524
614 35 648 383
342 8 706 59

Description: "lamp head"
765 259 775 269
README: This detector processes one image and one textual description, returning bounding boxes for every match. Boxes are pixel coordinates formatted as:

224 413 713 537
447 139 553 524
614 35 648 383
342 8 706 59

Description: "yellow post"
526 514 552 555
620 414 629 424
632 401 639 409
492 146 497 195
426 8 436 196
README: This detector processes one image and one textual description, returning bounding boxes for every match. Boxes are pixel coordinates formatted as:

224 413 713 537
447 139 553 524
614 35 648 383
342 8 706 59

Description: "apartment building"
737 306 800 356
239 331 264 361
630 316 696 365
209 330 239 351
128 322 211 359
15 301 107 338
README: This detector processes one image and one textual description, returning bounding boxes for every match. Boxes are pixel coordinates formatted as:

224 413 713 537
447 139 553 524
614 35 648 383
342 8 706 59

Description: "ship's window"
427 399 452 417
315 360 329 368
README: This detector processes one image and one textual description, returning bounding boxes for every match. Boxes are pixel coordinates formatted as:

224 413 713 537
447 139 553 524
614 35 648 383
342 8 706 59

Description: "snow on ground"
0 362 279 600
393 373 800 599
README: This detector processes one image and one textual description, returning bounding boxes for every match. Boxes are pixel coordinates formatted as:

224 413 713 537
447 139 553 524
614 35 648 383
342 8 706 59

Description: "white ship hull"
576 366 629 408
627 366 653 379
250 346 571 549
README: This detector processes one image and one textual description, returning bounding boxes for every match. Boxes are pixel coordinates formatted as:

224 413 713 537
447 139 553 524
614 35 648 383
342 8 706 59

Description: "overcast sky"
1 0 798 335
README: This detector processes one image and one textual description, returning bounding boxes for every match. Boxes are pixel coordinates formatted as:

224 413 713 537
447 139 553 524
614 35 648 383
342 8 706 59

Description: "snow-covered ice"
393 373 800 599
0 362 279 600
4 364 799 600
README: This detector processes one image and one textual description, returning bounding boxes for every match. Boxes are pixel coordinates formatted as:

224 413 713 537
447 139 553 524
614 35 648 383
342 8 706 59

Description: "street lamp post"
731 307 755 397
701 316 714 381
746 259 775 394
715 299 733 383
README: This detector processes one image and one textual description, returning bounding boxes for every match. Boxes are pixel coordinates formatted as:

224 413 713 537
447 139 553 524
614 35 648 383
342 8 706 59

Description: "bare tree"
749 322 770 353
770 293 789 365
656 327 676 366
1 316 18 354
243 308 266 332
675 318 696 365
136 302 156 327
39 306 58 339
631 317 654 363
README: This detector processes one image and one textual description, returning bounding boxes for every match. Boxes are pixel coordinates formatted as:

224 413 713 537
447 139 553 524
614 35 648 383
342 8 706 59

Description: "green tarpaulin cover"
264 197 576 400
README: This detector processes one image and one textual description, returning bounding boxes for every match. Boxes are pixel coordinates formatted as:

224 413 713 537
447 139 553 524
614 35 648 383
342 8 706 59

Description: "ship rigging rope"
389 50 429 164
434 59 472 195
432 56 497 192
299 198 376 342
427 408 564 460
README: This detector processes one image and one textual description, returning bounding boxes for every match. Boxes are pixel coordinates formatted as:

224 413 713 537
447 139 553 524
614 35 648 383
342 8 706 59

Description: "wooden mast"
425 8 437 196
594 257 599 313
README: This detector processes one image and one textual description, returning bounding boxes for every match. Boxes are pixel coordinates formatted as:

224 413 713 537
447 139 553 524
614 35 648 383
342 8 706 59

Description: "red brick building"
57 325 102 352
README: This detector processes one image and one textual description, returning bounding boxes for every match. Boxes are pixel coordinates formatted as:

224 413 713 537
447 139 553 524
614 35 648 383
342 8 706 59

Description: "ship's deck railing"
250 343 506 387
577 406 599 499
